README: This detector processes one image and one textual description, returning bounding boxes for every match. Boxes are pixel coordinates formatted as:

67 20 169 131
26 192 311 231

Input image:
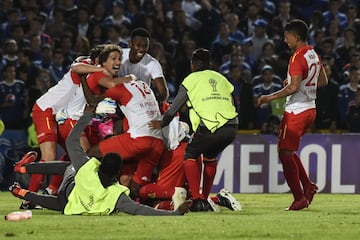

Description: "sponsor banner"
212 134 360 193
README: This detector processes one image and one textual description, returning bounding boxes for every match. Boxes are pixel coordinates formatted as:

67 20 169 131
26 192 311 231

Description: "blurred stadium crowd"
0 0 359 133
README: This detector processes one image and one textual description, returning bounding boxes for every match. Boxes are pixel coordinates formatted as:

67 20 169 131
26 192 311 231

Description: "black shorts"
185 124 237 160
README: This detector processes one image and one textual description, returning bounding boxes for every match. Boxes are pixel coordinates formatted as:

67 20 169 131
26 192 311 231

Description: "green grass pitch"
1 192 360 240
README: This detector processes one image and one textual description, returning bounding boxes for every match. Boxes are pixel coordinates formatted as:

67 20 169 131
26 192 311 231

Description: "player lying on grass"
10 102 192 216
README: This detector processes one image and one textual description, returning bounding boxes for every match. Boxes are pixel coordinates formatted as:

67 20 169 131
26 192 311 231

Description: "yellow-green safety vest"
64 158 129 215
182 70 237 133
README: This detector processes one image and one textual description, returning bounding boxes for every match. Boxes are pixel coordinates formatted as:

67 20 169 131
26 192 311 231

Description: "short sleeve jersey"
86 71 108 95
285 45 322 114
35 58 92 113
105 80 162 139
118 48 164 86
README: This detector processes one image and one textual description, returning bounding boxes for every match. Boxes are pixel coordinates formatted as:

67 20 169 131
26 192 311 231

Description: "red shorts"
57 118 77 147
32 103 57 144
278 108 316 151
83 120 101 145
58 118 100 148
99 133 163 185
157 142 186 188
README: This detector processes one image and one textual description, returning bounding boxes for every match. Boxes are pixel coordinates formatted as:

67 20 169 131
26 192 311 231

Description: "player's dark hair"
99 152 122 187
90 44 106 63
284 19 309 42
98 44 122 65
130 27 151 40
191 48 212 71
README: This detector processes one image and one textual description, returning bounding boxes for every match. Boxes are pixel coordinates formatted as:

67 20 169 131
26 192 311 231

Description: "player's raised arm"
65 105 96 172
80 75 104 105
98 74 135 89
160 85 187 127
71 62 104 74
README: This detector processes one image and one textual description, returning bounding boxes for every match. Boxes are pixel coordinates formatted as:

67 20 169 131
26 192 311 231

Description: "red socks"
28 173 45 192
202 161 217 199
279 153 303 201
184 159 203 199
184 159 218 199
47 175 63 194
293 152 311 188
28 159 45 192
210 196 219 204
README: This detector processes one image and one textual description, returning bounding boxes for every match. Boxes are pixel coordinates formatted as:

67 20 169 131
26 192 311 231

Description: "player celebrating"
10 103 191 216
86 78 163 199
119 27 169 104
55 44 134 151
13 46 105 209
257 19 328 210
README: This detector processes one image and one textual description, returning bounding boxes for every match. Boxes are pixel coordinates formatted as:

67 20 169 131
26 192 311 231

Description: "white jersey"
36 71 78 113
118 48 164 86
285 46 321 114
105 80 162 139
61 84 87 120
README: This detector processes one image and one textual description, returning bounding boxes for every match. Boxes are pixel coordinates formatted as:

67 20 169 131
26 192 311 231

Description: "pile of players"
9 28 241 216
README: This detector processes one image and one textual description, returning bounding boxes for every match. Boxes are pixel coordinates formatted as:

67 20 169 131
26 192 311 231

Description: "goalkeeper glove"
95 98 117 117
55 108 68 124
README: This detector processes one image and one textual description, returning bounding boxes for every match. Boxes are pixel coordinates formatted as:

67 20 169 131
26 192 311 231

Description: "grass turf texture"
1 192 360 240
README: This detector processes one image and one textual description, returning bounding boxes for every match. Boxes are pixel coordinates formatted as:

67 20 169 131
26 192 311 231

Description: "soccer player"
151 48 238 211
86 78 164 199
139 113 189 210
13 46 105 209
118 27 169 104
141 119 242 212
10 104 192 216
56 44 133 151
257 19 328 210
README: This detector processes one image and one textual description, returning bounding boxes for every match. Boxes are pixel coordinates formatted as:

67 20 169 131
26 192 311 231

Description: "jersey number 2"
305 63 318 86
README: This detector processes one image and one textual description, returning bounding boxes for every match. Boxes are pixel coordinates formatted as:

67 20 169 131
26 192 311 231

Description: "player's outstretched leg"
9 182 29 199
13 151 38 173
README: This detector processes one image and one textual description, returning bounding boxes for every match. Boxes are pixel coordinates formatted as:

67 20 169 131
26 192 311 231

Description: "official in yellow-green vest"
151 48 238 211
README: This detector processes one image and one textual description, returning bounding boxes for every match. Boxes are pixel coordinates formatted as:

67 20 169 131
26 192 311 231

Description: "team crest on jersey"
209 78 217 92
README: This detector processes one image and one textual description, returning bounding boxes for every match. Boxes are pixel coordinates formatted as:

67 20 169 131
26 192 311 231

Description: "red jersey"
86 71 108 95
